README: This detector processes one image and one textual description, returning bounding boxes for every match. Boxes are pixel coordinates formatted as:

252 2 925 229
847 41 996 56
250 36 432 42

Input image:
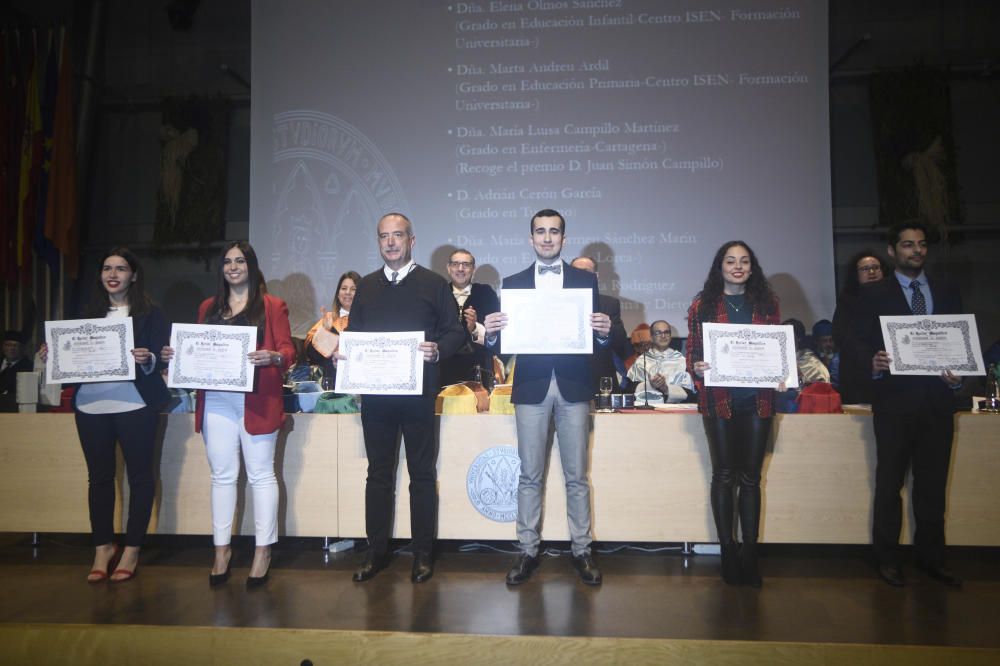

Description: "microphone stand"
634 348 655 410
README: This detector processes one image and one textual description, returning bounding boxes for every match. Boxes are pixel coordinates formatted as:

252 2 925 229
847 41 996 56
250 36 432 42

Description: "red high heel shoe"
110 549 139 583
87 544 121 584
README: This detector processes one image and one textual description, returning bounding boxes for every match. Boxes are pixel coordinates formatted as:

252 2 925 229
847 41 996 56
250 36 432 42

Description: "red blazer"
195 293 295 435
686 294 781 419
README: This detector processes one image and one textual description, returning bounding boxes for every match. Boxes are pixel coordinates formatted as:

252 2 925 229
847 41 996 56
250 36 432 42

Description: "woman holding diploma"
686 241 781 587
304 270 360 387
43 248 170 582
162 241 294 587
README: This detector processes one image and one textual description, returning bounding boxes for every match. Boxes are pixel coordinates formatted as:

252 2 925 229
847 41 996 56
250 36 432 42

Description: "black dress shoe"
411 552 434 583
353 552 390 582
878 563 905 587
246 570 269 589
505 553 539 585
208 563 231 587
572 554 602 586
918 563 963 588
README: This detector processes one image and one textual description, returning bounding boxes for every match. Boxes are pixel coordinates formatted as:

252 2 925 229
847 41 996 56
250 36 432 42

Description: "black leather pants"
703 412 772 545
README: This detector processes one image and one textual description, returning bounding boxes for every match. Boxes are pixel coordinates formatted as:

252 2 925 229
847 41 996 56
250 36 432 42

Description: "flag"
44 30 78 278
34 29 60 274
2 30 27 287
16 30 43 285
0 32 12 285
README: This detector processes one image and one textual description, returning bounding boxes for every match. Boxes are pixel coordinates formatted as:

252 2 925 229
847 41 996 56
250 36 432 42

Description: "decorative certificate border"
705 324 792 385
883 316 982 374
172 326 254 390
48 319 133 382
339 333 422 394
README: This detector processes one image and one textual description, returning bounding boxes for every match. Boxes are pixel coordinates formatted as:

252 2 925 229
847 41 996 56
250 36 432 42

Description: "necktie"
910 280 926 315
538 264 561 275
391 271 399 285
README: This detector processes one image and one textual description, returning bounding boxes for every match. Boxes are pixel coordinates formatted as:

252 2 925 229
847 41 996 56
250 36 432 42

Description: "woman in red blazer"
686 241 782 588
163 241 293 587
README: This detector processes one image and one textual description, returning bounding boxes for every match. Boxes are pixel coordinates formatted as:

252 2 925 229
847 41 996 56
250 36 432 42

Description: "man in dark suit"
438 248 501 388
345 213 465 584
849 221 964 588
0 331 33 413
570 256 628 392
485 209 611 586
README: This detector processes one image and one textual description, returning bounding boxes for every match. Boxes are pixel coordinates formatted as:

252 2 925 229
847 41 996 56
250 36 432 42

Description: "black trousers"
872 410 954 567
702 412 772 545
74 406 159 547
360 394 439 555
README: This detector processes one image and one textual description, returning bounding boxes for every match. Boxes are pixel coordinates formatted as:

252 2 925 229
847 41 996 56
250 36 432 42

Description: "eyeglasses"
857 264 882 274
651 330 671 337
448 261 474 269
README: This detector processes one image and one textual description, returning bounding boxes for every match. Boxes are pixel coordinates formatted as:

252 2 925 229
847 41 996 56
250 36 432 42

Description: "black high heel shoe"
246 570 269 589
209 562 231 587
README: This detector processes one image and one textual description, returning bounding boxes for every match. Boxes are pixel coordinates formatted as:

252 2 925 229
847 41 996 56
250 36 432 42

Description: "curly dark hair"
85 247 152 318
333 270 362 312
840 249 891 296
695 240 777 320
206 241 267 327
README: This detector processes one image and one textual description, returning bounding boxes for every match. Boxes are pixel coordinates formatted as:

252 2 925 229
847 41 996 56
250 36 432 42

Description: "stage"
1 534 998 665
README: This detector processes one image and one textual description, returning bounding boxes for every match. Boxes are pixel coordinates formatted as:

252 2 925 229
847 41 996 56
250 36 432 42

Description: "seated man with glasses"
438 249 500 388
626 320 694 403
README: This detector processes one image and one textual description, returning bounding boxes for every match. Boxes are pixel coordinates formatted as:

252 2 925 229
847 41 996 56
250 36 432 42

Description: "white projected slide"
251 0 833 336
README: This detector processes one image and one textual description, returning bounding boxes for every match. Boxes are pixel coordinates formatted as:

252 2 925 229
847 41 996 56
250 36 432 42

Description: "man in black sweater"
346 213 465 583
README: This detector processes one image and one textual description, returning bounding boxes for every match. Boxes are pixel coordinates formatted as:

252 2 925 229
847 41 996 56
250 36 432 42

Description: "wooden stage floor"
2 534 999 664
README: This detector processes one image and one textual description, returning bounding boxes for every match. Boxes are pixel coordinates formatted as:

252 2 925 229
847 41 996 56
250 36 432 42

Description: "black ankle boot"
720 543 741 585
740 543 762 587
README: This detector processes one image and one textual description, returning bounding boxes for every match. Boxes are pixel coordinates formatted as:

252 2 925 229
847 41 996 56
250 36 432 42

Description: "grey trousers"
514 373 593 557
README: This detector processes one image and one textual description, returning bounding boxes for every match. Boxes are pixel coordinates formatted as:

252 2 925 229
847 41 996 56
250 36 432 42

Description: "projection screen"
250 0 834 336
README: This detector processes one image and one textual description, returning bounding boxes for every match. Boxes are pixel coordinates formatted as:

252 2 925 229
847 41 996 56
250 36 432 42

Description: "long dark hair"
695 240 776 320
207 241 266 327
334 271 362 312
841 249 891 296
86 247 152 318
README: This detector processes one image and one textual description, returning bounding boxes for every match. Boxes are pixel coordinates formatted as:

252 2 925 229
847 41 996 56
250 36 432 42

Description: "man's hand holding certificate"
702 322 799 388
45 318 137 384
492 288 595 355
335 331 425 395
879 314 985 376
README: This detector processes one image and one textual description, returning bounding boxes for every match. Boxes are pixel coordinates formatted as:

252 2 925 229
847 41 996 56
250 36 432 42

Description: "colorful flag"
16 30 43 284
34 29 60 274
44 31 78 278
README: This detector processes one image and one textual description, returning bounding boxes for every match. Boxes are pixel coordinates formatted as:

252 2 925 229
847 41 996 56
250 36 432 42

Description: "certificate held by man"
702 322 798 388
45 317 136 384
335 330 425 395
167 323 257 392
879 314 985 376
499 287 593 355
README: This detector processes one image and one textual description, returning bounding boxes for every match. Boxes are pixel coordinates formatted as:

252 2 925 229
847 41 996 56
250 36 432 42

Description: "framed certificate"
703 322 799 389
879 314 985 376
499 288 593 355
168 323 257 392
45 317 136 384
335 331 424 395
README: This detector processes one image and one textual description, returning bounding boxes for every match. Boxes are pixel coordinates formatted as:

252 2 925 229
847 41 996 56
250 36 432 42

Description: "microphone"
634 347 655 410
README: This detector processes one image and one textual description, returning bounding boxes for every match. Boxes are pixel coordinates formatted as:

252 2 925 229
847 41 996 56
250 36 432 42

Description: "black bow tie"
538 264 561 275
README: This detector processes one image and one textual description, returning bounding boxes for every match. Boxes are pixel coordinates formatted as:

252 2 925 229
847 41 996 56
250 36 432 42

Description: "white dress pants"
203 390 279 546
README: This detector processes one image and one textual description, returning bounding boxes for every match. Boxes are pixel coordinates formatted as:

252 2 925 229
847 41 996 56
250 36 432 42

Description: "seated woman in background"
833 250 891 404
304 271 360 389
